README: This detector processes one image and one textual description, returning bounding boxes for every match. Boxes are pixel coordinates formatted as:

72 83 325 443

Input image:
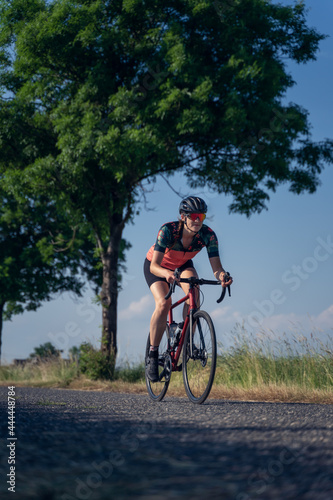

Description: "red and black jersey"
146 221 219 271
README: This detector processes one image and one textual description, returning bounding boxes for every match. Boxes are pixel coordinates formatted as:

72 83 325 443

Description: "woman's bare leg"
149 281 171 347
179 267 199 320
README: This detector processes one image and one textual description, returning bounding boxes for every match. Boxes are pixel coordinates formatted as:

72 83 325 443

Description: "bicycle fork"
189 309 202 358
189 308 194 357
189 310 206 360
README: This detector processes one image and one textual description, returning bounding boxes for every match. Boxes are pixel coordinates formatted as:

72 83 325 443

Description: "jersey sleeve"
205 227 220 258
154 224 173 253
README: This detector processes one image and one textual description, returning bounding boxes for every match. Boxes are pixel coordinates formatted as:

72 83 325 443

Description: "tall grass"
1 330 333 397
0 359 80 386
0 358 147 386
215 329 333 390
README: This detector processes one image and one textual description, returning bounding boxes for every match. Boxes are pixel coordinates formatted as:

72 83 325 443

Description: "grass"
0 358 80 387
1 330 333 403
212 328 333 403
215 328 333 392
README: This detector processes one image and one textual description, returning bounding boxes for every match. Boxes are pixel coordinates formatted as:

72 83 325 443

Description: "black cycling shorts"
143 258 195 288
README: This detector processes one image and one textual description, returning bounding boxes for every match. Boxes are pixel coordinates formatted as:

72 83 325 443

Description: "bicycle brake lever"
216 272 232 303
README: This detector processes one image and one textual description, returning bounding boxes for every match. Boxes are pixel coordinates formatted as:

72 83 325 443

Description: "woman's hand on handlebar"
220 271 233 288
165 269 179 285
216 271 232 303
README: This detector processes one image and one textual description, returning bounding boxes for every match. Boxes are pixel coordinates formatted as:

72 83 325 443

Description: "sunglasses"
187 213 206 222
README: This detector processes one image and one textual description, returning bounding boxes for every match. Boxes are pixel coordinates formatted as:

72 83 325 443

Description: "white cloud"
316 304 333 329
210 305 244 326
209 303 333 338
245 305 333 336
118 294 154 321
210 305 232 319
260 313 306 332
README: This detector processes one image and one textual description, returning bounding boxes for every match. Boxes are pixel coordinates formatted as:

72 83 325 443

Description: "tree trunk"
0 302 5 365
100 221 124 361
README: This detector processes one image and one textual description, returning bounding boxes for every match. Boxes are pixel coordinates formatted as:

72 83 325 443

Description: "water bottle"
168 322 178 347
169 321 183 348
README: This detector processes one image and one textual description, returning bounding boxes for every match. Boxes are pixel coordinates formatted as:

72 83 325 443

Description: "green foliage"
29 341 61 359
1 0 331 220
1 0 332 356
0 189 101 320
78 342 114 380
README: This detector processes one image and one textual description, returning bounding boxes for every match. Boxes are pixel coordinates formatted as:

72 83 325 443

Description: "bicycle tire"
145 331 170 402
182 310 217 404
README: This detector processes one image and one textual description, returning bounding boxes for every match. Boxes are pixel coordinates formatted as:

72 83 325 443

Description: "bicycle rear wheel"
183 310 217 404
145 329 170 402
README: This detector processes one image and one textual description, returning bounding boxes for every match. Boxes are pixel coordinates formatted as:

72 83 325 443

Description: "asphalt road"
1 386 333 499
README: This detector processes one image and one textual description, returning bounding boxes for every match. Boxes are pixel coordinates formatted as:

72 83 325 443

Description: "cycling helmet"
179 196 207 214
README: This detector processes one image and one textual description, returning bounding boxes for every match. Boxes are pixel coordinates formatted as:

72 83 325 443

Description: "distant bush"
29 342 62 361
78 342 114 380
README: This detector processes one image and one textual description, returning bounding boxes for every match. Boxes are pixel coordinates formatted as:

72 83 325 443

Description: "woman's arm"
150 251 176 283
209 256 233 286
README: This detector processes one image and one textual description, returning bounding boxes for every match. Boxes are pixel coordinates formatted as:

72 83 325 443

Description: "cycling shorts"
143 258 195 289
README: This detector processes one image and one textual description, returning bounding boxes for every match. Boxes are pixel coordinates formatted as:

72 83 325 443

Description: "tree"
0 188 102 362
29 341 61 360
0 0 332 359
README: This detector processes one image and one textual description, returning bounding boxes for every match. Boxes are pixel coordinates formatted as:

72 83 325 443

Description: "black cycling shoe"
146 351 159 383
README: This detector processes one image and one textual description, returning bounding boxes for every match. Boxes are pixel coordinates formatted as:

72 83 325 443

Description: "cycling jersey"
146 221 219 271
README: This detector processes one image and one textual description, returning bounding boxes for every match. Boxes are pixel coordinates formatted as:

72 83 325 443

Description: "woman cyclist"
144 196 233 382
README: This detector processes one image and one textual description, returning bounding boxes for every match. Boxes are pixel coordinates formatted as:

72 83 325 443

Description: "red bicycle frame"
164 273 231 372
167 284 197 372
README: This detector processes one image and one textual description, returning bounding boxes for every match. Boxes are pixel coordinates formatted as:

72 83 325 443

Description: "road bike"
145 270 231 404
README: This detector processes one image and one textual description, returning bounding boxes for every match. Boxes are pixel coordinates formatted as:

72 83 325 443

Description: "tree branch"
160 174 187 198
49 226 77 252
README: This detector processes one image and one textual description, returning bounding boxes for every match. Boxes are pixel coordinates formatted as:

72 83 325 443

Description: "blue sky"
2 0 333 364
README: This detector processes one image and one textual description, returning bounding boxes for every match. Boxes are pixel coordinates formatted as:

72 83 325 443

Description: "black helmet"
179 196 207 214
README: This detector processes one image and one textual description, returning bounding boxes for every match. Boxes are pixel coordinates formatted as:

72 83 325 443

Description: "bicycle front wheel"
145 330 170 402
183 310 217 404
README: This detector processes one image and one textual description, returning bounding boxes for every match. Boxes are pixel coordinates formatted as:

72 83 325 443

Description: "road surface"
1 387 333 499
